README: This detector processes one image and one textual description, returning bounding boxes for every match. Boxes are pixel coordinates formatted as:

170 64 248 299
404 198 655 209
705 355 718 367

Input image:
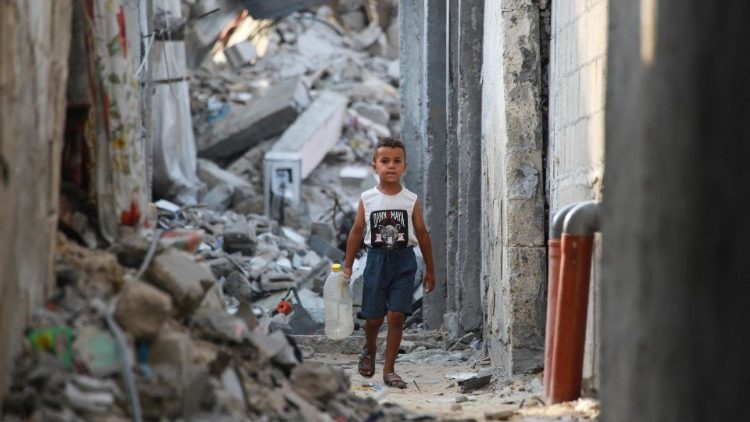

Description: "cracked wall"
481 0 546 375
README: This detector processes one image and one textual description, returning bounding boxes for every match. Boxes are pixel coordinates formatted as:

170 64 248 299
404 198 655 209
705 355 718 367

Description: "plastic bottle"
323 263 354 340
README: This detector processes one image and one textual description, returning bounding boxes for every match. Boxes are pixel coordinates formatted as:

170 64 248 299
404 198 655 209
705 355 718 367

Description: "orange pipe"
543 238 562 395
548 234 594 403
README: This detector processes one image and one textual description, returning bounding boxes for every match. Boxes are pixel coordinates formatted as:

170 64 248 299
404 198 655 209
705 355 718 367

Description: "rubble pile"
1 232 425 421
187 1 401 221
1 2 433 420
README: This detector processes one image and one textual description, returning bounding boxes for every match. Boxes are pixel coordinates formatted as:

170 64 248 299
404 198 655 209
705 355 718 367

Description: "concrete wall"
602 1 750 420
481 0 546 374
548 0 608 387
419 0 448 329
0 0 72 399
398 0 424 197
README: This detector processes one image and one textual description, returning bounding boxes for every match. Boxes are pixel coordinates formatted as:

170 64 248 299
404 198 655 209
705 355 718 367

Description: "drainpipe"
548 201 601 404
544 203 578 396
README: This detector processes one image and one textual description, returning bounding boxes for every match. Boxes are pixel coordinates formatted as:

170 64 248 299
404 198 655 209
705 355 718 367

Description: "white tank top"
361 187 419 249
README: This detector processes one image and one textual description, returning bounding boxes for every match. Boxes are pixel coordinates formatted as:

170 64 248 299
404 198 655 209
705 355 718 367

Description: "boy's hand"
423 271 435 294
343 267 353 280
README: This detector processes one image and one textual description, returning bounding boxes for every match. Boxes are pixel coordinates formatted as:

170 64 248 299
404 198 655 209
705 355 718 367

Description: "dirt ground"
312 352 599 421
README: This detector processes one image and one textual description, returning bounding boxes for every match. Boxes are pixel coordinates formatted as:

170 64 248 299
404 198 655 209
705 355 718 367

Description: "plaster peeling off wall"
481 0 546 375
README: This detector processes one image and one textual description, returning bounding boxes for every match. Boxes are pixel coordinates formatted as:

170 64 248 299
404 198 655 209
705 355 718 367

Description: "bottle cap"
331 263 342 272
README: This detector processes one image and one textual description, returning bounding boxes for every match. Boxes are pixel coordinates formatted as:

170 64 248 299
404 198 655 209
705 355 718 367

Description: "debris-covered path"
306 334 599 422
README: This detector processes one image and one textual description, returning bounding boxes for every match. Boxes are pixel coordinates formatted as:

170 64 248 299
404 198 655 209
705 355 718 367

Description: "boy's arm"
343 199 366 279
412 199 436 293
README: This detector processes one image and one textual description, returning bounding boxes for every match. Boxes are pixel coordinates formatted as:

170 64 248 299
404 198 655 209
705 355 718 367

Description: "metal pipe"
544 203 579 397
548 201 601 404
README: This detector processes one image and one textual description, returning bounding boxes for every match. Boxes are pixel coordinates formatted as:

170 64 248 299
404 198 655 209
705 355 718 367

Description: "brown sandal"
358 348 376 378
383 372 407 389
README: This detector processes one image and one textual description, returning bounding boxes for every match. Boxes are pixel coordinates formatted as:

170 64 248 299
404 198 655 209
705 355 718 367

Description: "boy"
343 137 435 389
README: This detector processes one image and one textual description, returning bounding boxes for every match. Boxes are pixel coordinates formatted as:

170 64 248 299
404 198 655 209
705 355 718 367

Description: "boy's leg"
383 310 405 375
364 317 383 353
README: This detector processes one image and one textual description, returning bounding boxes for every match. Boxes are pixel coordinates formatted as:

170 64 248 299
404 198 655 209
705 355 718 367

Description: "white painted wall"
549 0 608 388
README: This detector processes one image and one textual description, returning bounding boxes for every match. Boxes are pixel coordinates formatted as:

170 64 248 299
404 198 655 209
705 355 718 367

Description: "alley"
3 0 750 421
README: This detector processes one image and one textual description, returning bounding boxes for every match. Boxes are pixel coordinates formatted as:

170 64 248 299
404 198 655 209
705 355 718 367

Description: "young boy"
343 137 435 389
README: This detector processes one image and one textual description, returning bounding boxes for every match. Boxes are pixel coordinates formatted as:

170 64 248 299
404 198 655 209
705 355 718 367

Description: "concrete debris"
146 249 215 315
260 272 297 292
458 373 493 393
203 181 234 211
196 77 308 160
308 234 346 262
222 220 257 255
0 3 441 421
290 362 349 406
224 41 257 69
114 279 173 340
72 326 121 378
352 101 390 126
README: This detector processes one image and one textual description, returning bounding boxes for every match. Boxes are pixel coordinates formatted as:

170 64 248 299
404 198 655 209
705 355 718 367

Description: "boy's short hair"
373 137 406 162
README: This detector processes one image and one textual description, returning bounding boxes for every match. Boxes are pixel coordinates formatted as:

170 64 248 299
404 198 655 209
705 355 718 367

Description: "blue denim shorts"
361 246 417 319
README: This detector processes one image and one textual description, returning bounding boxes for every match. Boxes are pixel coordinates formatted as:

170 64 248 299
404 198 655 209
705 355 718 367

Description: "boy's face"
372 147 407 183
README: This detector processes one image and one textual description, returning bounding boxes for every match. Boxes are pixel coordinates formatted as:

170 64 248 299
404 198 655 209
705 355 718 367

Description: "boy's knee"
386 311 405 326
366 318 384 328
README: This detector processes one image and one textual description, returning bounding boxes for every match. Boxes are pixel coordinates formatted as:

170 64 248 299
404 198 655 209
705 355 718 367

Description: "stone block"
115 279 173 339
147 249 215 315
222 220 257 255
148 330 194 388
197 77 308 160
224 41 256 69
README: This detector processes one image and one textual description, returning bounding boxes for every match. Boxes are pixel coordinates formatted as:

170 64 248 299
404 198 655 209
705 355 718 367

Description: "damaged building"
1 0 749 421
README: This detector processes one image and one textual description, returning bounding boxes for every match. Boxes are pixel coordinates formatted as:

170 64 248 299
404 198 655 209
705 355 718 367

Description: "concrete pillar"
480 0 546 374
445 0 460 335
454 0 484 334
398 0 424 196
419 0 448 329
602 1 750 420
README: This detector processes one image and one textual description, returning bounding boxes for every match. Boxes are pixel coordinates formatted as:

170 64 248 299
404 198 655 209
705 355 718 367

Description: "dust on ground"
312 351 599 421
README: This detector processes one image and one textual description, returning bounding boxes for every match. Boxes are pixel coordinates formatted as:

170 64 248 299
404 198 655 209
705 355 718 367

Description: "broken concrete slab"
458 373 493 393
197 77 308 160
224 41 257 69
202 182 233 211
197 158 252 192
114 279 172 340
263 91 348 214
307 234 345 263
147 249 215 314
352 102 390 126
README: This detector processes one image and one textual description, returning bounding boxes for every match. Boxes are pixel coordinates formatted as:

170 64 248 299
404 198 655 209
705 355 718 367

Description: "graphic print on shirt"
369 209 409 250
